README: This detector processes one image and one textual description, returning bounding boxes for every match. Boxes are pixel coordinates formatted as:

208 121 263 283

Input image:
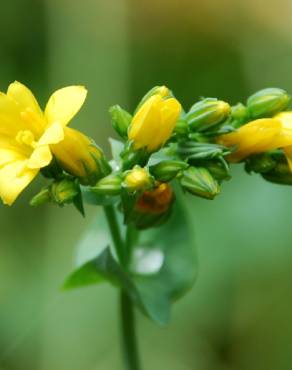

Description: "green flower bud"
91 174 122 196
150 160 189 182
177 141 231 161
262 162 292 185
51 179 79 205
247 88 291 119
245 153 277 174
109 105 132 139
123 167 153 192
30 188 51 207
185 98 231 132
180 167 220 199
205 160 231 182
174 119 189 136
230 103 249 128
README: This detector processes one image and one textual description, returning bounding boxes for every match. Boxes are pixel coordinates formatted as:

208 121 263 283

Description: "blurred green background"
1 0 292 369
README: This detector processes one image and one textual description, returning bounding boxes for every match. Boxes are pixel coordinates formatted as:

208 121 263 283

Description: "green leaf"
64 247 134 290
132 195 197 324
73 186 85 216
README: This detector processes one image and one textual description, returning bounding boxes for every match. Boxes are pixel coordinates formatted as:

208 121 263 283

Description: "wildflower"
128 89 181 152
51 127 108 185
0 81 98 205
123 167 153 192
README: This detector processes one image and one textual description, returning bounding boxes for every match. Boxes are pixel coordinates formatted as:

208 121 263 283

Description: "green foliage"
63 198 196 325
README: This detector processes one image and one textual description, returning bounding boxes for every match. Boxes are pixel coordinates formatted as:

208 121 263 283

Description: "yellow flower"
51 127 105 185
124 167 152 192
0 81 87 205
128 93 181 152
218 113 292 168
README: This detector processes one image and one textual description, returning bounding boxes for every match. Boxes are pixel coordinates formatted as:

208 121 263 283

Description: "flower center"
16 130 37 149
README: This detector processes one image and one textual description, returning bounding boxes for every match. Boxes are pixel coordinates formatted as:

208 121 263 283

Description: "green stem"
103 205 126 266
125 224 139 268
120 290 141 370
103 205 141 370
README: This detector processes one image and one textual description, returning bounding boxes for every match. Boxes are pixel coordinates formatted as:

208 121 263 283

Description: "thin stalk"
103 205 126 266
120 290 141 370
125 224 139 268
103 205 141 370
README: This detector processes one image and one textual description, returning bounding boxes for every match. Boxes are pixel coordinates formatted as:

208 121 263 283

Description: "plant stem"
125 224 139 268
103 205 141 370
120 290 141 370
103 205 126 266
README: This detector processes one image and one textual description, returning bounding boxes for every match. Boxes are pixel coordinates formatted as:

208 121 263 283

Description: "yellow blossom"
218 113 292 168
128 93 181 152
0 81 87 205
124 167 152 191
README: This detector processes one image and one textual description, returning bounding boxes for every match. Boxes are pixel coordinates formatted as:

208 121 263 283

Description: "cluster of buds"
3 81 292 229
217 88 292 185
27 84 239 227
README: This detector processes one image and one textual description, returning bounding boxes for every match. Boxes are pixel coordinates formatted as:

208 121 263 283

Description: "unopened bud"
123 167 153 192
185 98 231 132
262 162 292 185
91 174 122 196
205 160 231 182
150 160 188 182
175 119 189 136
180 167 220 199
247 88 291 119
30 188 51 207
109 105 132 139
245 153 277 174
135 85 171 113
230 103 249 128
51 179 79 205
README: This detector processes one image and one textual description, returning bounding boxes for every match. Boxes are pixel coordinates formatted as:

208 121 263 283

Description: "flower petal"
0 93 25 137
0 160 38 205
45 86 87 127
37 122 64 146
0 148 24 169
27 145 52 169
7 81 43 117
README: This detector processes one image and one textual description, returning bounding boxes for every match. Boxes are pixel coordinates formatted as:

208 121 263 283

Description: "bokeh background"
1 0 292 369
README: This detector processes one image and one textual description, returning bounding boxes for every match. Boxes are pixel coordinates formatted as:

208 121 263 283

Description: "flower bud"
128 90 181 152
185 98 231 132
247 88 291 119
262 161 292 185
135 85 171 113
123 167 153 192
91 174 123 196
51 178 79 205
132 183 174 229
245 153 277 174
51 127 111 185
180 167 220 199
30 187 51 207
109 105 132 139
174 119 189 136
230 103 249 128
149 160 188 182
204 160 231 182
